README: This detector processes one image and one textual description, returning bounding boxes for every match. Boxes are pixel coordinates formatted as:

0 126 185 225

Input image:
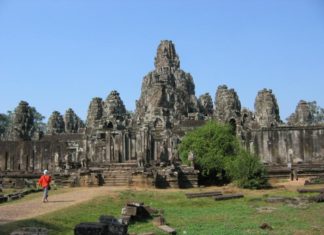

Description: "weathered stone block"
122 206 137 217
152 215 165 226
98 215 128 235
214 193 244 201
74 222 108 235
158 225 176 235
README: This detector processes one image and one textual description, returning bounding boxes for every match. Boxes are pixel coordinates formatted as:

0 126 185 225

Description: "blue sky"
0 0 323 121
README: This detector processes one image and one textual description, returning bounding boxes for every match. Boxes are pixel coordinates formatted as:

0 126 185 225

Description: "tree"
0 111 13 140
308 101 324 124
0 113 10 138
30 106 46 133
178 121 269 188
178 121 240 176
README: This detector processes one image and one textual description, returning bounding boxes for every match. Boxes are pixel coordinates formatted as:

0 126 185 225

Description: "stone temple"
1 40 324 188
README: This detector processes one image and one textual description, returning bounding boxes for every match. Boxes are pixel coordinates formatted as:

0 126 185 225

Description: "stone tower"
214 85 241 123
103 90 126 120
86 97 103 129
287 100 313 125
10 101 34 140
198 93 213 117
154 40 180 71
47 111 65 134
135 40 198 127
254 89 281 128
64 108 84 133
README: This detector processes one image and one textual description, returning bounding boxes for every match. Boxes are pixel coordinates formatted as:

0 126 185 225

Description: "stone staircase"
53 173 74 187
266 163 324 178
102 162 138 186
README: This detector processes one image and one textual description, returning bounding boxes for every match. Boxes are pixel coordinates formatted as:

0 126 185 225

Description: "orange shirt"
38 175 52 188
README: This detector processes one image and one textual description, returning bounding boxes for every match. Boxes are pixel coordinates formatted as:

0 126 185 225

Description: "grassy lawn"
1 186 324 235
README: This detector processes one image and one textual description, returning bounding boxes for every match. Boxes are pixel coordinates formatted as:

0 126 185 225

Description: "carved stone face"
135 40 198 125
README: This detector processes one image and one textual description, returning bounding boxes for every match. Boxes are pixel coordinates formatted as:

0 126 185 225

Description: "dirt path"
0 186 129 225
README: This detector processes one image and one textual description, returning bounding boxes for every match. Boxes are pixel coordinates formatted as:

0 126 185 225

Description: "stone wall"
247 126 324 164
0 134 84 173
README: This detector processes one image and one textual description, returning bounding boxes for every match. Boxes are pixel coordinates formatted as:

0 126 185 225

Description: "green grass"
1 188 324 235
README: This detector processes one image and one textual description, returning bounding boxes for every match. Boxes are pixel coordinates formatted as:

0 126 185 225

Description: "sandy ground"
270 177 307 189
0 186 129 225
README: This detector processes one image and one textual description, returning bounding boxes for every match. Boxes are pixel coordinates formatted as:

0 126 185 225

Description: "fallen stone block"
152 215 165 227
127 202 144 207
185 191 222 199
121 215 131 225
214 194 244 201
74 222 108 235
121 202 152 221
99 215 128 235
122 206 137 217
158 225 176 235
297 188 324 193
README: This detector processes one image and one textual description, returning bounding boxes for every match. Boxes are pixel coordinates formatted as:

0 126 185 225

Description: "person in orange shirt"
38 169 52 203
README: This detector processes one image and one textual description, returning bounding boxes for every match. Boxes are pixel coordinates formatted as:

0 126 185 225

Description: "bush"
225 150 270 189
178 121 240 176
178 121 269 189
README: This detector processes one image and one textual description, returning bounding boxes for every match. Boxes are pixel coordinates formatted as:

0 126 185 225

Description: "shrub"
178 121 269 189
225 150 270 189
178 121 240 176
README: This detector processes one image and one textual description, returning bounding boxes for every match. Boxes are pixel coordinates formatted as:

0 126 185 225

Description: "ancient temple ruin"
1 40 324 188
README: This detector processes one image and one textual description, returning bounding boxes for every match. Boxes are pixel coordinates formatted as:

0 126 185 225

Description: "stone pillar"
110 136 115 162
154 140 159 161
18 147 23 170
105 133 109 162
135 132 142 161
128 134 131 161
143 130 148 163
122 133 126 162
107 133 111 162
131 138 136 160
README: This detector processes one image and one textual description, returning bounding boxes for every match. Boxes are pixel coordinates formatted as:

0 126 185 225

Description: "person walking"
38 170 52 203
